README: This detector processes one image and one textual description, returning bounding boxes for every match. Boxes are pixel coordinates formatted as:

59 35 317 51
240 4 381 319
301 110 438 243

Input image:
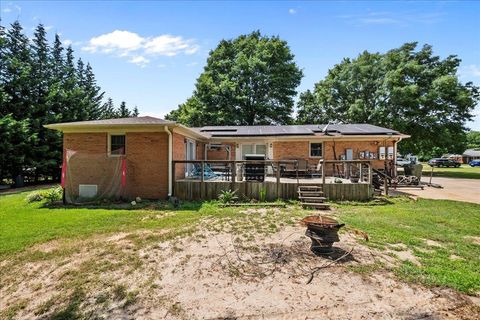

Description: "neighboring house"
45 117 409 202
462 149 480 163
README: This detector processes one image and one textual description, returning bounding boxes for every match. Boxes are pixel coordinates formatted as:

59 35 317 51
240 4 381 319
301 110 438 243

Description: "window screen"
310 143 323 157
110 135 125 155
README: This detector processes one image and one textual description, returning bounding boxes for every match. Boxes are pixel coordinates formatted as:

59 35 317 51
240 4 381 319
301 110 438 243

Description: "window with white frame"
109 134 125 155
310 142 323 157
240 143 266 159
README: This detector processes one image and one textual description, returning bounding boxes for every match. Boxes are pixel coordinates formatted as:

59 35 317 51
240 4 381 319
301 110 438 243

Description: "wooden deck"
172 159 374 201
174 180 373 201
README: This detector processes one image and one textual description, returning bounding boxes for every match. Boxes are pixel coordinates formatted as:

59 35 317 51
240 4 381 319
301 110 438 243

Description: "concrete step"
301 202 330 210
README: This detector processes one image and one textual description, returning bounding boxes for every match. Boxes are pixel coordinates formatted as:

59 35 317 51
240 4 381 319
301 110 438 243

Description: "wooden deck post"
384 175 389 196
276 161 281 199
230 161 236 191
368 163 372 185
322 160 325 185
200 161 205 199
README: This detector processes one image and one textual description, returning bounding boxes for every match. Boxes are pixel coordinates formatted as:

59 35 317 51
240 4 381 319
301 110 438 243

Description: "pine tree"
101 97 118 119
83 63 105 120
31 24 57 181
132 106 139 117
1 21 32 119
0 21 129 183
118 101 131 118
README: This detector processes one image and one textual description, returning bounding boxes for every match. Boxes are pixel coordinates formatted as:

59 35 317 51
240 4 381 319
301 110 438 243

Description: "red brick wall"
125 132 168 199
63 132 169 201
172 131 205 180
272 141 310 161
272 139 395 170
172 132 186 180
324 140 395 170
206 142 236 160
64 133 114 200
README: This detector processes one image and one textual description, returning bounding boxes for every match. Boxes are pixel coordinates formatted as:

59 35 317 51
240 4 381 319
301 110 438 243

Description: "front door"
186 139 196 176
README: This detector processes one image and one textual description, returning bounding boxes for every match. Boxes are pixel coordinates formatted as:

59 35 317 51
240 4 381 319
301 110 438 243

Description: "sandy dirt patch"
394 177 480 204
1 225 478 319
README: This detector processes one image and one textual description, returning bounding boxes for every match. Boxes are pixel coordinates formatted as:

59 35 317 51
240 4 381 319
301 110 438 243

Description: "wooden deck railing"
172 159 374 200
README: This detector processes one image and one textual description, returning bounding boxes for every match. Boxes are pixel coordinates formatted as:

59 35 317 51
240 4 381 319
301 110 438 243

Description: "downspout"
165 125 173 197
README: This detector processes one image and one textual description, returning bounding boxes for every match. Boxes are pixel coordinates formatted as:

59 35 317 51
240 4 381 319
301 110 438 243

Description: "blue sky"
2 1 480 129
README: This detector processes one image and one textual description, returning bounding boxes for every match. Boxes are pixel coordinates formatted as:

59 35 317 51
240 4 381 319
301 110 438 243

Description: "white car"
396 157 412 166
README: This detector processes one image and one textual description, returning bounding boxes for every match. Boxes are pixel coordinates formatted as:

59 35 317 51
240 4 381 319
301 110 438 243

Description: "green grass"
1 188 479 296
421 163 480 179
338 197 480 294
0 190 234 257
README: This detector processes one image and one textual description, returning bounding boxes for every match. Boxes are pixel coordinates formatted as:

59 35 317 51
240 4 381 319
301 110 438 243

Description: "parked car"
469 159 480 167
428 158 461 168
396 154 418 166
396 157 411 166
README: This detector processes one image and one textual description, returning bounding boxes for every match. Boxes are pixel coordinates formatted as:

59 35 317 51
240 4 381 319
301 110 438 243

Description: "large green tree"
466 131 480 149
166 31 303 126
296 43 479 157
0 20 133 184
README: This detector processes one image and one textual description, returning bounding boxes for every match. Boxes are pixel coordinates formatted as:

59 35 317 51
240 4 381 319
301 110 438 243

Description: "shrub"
218 189 238 204
26 192 43 203
43 187 63 204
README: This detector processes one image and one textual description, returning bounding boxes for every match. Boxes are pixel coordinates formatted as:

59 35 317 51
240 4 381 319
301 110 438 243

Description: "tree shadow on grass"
41 199 207 212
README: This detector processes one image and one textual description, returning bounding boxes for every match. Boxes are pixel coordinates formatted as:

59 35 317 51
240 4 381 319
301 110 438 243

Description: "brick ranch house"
45 116 409 202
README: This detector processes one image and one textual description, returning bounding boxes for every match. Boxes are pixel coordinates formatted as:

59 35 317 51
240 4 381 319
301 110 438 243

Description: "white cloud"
459 64 480 79
63 39 73 46
129 55 149 67
2 3 21 14
82 30 198 67
338 10 444 26
44 25 54 31
83 30 144 53
288 9 297 15
145 35 198 56
186 62 199 67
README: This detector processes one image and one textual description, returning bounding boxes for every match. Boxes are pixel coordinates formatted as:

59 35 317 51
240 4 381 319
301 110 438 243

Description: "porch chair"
309 160 323 178
189 163 218 180
296 159 309 177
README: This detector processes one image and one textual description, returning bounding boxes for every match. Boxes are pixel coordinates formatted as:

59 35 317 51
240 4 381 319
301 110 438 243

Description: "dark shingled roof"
197 124 400 137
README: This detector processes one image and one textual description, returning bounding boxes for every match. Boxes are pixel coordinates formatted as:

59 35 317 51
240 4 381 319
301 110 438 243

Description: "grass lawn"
339 198 480 294
421 163 480 179
1 188 479 296
0 191 238 257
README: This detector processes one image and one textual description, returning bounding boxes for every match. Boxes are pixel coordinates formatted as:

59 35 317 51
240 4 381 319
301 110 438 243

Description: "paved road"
397 177 480 204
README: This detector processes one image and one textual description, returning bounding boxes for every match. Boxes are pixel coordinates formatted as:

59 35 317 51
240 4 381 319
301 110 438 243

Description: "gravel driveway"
397 177 480 204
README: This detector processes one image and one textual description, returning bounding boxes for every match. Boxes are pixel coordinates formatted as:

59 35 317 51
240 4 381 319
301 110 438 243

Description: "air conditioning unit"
208 143 223 150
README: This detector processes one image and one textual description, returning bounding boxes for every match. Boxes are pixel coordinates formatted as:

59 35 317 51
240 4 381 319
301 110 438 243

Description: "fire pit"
301 216 345 255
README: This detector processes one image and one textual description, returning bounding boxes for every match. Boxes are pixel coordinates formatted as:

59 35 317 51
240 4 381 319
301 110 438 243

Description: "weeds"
218 189 238 204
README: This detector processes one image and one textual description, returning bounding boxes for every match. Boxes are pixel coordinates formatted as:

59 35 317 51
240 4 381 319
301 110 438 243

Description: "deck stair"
298 185 329 210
